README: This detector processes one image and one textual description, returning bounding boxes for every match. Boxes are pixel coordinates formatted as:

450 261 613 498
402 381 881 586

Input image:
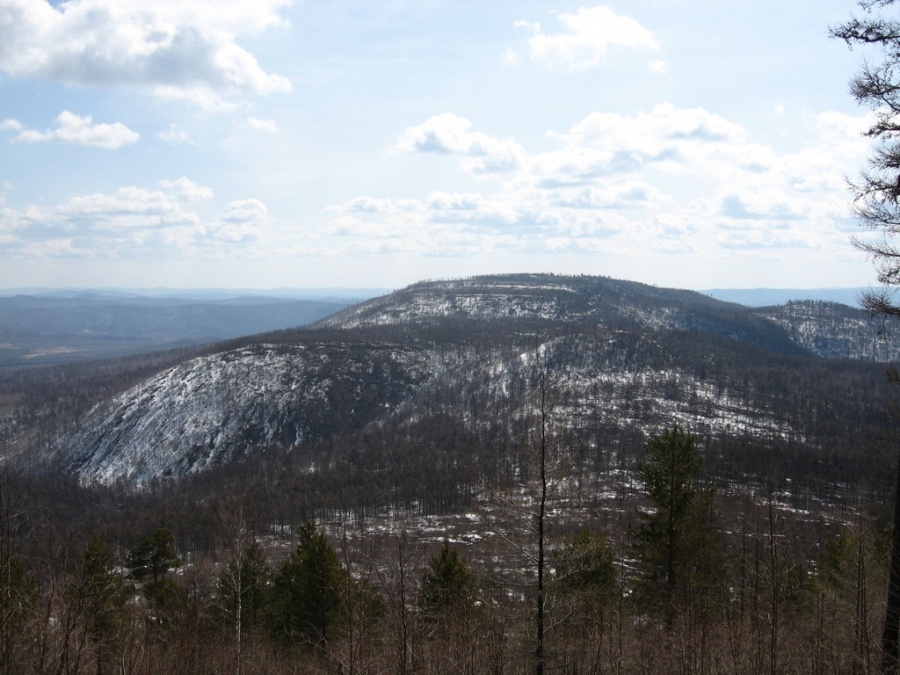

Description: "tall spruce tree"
70 534 127 674
270 522 345 647
632 425 722 623
553 528 616 646
126 527 183 612
420 541 475 618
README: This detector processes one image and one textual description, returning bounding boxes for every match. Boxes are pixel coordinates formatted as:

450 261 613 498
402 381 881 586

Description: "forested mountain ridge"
316 274 898 360
757 300 899 360
22 273 898 488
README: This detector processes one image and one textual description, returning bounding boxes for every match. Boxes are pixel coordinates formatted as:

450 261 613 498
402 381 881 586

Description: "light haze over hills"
701 287 867 307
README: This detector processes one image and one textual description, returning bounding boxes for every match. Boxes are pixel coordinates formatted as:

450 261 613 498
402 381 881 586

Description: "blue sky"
0 0 885 290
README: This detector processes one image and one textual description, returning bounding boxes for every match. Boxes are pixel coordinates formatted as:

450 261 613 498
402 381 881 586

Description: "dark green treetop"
631 425 723 621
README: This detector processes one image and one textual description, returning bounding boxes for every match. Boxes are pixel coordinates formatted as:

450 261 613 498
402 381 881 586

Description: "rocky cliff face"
46 341 432 485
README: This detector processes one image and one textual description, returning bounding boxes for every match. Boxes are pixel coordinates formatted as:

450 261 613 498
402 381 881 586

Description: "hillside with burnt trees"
0 273 897 672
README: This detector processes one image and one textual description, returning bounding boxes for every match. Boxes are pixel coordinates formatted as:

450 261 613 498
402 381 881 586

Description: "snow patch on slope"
48 342 429 485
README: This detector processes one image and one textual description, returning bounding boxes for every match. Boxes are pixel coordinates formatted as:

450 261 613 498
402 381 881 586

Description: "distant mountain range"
0 287 391 300
0 284 870 307
701 287 869 307
0 292 383 367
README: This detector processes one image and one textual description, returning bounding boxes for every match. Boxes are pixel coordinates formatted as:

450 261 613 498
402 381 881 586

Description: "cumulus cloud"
4 111 139 149
220 198 268 224
426 191 519 225
159 177 214 201
394 113 526 174
718 192 806 221
0 0 292 107
320 103 872 262
157 124 191 145
530 103 775 189
516 5 659 70
554 103 747 151
0 178 265 258
550 182 665 210
62 186 203 228
205 199 267 244
246 117 278 132
328 196 421 214
322 215 400 239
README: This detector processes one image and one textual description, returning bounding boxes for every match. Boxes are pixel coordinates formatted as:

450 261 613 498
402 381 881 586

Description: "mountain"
316 275 898 360
23 274 896 494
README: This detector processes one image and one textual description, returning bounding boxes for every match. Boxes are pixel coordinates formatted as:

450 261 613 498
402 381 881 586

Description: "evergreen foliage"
554 528 616 600
553 528 617 652
631 425 724 621
420 541 475 618
832 4 900 668
125 527 183 611
69 534 128 671
270 521 345 647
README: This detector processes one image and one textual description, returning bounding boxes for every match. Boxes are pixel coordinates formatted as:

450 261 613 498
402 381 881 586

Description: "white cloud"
532 103 772 187
718 191 806 221
220 198 268 224
157 124 191 145
321 104 871 262
0 0 292 107
554 103 747 151
550 182 665 210
9 111 139 149
0 119 23 132
517 5 659 70
246 117 278 132
159 177 214 201
426 191 519 225
648 60 667 75
779 111 873 192
328 196 421 214
154 86 239 113
61 186 199 229
204 221 260 243
394 113 526 174
0 178 265 258
322 215 399 238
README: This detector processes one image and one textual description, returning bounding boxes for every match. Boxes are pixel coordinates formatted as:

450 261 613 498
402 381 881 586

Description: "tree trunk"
534 359 547 675
882 451 900 674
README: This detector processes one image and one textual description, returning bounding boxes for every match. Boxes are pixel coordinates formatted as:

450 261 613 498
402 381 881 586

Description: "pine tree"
631 425 722 623
126 527 183 612
270 522 345 647
554 528 616 602
832 8 900 668
420 540 475 618
70 534 127 674
550 528 618 672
